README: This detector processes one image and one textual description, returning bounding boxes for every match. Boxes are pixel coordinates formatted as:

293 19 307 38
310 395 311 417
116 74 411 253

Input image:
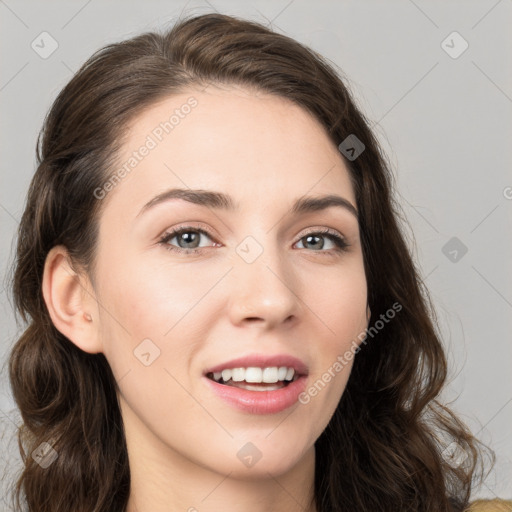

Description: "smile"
207 366 299 391
203 354 309 414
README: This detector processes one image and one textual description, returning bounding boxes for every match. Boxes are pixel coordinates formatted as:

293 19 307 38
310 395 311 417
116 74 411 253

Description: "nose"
227 240 302 330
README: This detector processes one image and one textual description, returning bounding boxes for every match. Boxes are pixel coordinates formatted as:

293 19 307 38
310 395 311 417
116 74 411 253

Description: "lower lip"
204 375 308 415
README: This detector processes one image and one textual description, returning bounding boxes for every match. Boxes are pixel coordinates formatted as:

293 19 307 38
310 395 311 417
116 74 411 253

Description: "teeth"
232 368 245 382
210 366 297 384
221 369 232 382
245 367 262 383
262 367 278 383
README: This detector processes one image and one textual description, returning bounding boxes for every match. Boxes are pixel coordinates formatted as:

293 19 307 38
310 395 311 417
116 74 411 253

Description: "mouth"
202 354 309 414
206 366 300 392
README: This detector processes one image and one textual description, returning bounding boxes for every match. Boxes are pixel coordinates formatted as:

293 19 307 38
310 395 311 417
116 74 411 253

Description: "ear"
366 304 371 322
42 245 102 354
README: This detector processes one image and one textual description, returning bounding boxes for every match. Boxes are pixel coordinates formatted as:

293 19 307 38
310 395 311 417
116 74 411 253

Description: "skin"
43 84 370 512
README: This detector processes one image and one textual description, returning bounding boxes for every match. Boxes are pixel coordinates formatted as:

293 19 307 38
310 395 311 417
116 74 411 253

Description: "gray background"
1 0 511 505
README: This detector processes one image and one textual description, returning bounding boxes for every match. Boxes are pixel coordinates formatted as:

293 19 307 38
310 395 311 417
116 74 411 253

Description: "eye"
158 225 349 256
295 228 349 254
158 226 217 254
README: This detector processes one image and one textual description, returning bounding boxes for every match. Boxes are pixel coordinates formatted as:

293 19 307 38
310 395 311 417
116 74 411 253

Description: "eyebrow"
136 188 358 219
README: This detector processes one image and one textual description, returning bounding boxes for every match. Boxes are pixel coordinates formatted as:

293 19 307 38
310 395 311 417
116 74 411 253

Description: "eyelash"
157 225 349 256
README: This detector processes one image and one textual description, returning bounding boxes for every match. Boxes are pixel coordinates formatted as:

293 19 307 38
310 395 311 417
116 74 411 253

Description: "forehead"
99 85 355 218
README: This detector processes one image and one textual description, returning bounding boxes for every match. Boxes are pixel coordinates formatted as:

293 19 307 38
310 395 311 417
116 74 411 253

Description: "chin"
215 455 308 481
211 437 313 479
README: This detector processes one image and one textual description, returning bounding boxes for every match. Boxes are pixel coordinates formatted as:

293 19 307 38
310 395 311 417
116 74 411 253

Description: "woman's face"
91 84 368 478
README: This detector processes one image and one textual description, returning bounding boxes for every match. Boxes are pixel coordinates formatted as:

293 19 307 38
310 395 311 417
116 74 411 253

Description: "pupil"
180 232 199 248
305 234 323 250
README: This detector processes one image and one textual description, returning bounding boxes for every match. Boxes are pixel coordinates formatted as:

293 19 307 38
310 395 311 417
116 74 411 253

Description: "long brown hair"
6 12 492 512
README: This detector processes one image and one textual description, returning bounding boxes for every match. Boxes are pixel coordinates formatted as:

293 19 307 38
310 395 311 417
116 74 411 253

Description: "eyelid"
296 225 344 239
157 222 218 242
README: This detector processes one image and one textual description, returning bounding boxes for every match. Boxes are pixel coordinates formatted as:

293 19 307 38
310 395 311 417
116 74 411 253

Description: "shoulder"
466 499 512 512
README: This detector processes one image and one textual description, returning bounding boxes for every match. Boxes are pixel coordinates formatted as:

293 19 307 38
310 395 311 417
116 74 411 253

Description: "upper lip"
204 354 309 376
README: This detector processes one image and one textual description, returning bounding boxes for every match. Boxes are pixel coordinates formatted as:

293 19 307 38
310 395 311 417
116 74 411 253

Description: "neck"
121 401 317 512
126 454 317 512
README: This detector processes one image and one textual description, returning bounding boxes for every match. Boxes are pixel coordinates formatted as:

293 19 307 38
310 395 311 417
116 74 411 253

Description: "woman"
6 12 501 512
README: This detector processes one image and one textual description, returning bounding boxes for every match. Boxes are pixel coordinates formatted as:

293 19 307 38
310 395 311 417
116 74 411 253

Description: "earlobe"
42 245 102 354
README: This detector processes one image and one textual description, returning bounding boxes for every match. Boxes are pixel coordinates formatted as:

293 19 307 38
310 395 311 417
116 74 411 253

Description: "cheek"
299 263 367 408
312 262 368 344
95 254 232 396
98 256 214 341
95 261 203 437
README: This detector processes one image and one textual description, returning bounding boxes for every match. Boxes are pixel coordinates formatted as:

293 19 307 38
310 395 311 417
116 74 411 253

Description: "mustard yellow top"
467 499 512 511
